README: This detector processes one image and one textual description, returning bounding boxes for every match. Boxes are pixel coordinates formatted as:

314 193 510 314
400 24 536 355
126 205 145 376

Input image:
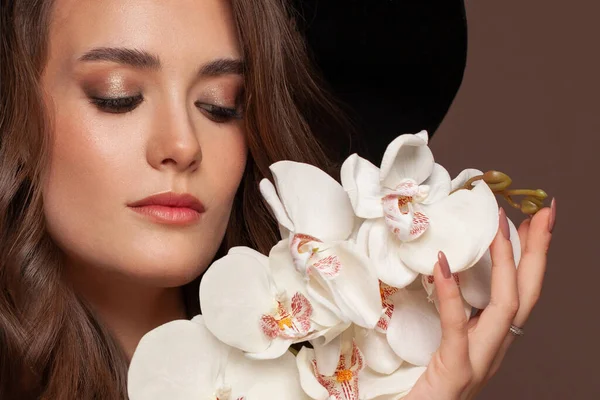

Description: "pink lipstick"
128 192 205 225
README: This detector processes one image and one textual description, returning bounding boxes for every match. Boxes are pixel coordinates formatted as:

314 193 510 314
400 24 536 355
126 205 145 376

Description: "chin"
101 225 223 284
59 240 216 289
120 246 214 288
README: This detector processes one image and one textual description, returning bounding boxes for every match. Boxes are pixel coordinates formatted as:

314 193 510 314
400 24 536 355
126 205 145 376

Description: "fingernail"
499 207 510 240
438 251 452 279
548 198 557 233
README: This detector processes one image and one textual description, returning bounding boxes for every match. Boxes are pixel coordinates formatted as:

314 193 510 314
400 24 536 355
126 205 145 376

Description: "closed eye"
89 95 143 113
194 102 243 123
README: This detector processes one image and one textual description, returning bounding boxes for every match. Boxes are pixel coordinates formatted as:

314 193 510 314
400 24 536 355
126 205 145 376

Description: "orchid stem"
503 189 542 197
452 170 549 216
502 194 521 209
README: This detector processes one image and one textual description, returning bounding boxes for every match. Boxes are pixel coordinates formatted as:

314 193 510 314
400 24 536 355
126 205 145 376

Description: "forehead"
48 0 241 65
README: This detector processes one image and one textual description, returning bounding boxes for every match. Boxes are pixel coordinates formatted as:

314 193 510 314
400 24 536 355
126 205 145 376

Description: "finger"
486 217 532 359
434 251 470 369
514 200 555 324
471 208 519 372
487 200 556 379
517 218 531 254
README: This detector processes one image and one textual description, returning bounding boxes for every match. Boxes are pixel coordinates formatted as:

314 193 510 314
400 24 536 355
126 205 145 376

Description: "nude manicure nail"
499 207 510 240
548 198 557 233
438 251 452 279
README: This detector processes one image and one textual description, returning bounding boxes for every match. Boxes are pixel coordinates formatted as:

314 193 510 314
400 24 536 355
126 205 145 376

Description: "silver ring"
509 324 525 337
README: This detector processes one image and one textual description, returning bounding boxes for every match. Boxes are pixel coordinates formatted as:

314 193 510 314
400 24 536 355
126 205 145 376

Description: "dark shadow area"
293 0 467 163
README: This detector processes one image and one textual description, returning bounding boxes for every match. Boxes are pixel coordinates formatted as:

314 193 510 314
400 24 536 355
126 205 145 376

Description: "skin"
38 0 556 396
41 0 247 358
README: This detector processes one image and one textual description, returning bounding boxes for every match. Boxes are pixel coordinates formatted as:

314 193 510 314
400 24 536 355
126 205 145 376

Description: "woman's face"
41 0 247 287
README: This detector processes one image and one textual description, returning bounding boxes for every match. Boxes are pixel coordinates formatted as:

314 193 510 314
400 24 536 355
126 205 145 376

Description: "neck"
65 262 188 361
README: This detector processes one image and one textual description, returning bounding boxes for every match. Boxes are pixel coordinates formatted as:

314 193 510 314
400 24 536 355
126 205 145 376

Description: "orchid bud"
483 170 512 191
521 199 540 215
534 189 548 200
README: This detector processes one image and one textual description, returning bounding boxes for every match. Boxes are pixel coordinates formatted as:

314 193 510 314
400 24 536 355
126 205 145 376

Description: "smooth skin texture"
41 0 247 357
406 203 556 400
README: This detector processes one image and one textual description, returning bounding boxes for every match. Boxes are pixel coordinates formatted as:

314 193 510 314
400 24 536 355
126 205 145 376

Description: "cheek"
42 105 144 265
44 111 115 233
195 131 247 254
202 130 247 209
43 94 143 207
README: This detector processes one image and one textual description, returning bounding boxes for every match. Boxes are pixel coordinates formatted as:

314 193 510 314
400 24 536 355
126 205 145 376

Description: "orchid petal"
297 347 331 400
421 275 472 318
397 182 499 275
308 321 350 347
308 242 382 328
459 254 492 310
270 161 356 241
340 154 385 219
355 218 374 256
311 334 342 377
228 246 273 265
354 326 403 374
128 317 225 399
259 178 294 236
228 349 307 400
245 337 294 360
269 239 341 328
306 282 347 323
450 168 483 192
363 219 418 288
387 289 441 366
380 131 434 188
460 218 521 309
200 250 276 354
360 364 427 399
420 163 452 204
508 218 522 265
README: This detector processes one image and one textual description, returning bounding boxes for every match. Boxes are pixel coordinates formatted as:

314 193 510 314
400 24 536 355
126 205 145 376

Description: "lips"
128 192 205 225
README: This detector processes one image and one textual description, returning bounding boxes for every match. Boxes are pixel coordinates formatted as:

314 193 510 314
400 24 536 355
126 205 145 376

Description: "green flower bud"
521 199 540 215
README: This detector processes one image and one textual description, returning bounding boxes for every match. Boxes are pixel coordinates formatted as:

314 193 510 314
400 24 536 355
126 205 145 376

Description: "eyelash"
89 95 143 114
89 95 242 122
194 102 242 123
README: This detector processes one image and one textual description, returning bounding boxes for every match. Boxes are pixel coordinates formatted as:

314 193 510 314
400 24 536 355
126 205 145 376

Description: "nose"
146 104 202 173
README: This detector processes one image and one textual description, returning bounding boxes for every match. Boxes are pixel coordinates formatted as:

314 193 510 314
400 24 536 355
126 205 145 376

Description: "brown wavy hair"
0 0 356 398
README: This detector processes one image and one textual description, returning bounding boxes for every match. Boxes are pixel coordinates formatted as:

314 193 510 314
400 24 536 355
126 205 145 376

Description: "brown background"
430 0 600 398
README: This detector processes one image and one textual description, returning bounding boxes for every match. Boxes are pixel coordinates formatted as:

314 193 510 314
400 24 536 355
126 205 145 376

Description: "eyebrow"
199 58 244 76
78 47 244 76
79 47 160 69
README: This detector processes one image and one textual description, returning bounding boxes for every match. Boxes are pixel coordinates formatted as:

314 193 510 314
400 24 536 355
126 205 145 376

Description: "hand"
405 201 556 400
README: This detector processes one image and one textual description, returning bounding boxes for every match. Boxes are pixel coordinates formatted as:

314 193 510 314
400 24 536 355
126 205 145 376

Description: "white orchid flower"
341 131 499 286
128 316 308 400
296 333 426 400
259 161 382 330
200 245 344 360
382 171 522 366
420 169 523 310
